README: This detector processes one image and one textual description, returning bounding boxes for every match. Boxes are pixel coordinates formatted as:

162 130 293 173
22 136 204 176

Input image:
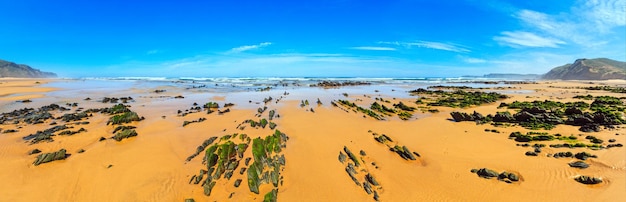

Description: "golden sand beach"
0 79 624 202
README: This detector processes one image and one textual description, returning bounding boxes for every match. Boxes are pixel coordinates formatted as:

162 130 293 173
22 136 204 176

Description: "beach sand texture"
0 79 624 202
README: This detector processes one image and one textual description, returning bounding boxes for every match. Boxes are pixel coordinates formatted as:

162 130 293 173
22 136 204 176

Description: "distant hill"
0 59 57 78
542 58 626 80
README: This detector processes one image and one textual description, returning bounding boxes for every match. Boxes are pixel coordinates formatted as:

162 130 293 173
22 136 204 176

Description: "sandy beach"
0 79 624 202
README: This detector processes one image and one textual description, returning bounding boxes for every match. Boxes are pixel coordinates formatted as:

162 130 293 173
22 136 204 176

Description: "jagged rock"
189 175 196 184
203 181 216 196
450 112 474 122
476 168 499 179
344 146 360 166
568 161 589 169
365 173 380 186
33 149 67 166
338 151 347 163
508 173 519 181
346 163 360 186
239 167 246 175
28 149 42 155
514 111 535 122
112 125 136 134
360 150 367 156
363 181 373 194
567 115 594 126
493 112 515 122
234 179 242 187
373 191 380 201
575 175 602 185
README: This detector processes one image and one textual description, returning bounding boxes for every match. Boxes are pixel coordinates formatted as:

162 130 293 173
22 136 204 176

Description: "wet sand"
0 79 624 201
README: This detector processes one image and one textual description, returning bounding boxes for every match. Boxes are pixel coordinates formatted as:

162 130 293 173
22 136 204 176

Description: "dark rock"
574 175 602 185
99 137 106 141
508 173 519 181
188 175 196 184
525 151 538 156
567 115 594 126
568 161 589 169
338 151 347 163
77 149 85 153
476 168 499 179
359 150 367 156
554 151 573 158
493 112 515 122
521 107 546 114
234 179 242 187
373 191 380 201
574 152 597 160
564 107 583 115
498 172 510 181
514 111 535 122
450 112 474 122
608 139 616 143
184 199 195 202
365 173 380 186
28 149 42 155
580 124 601 132
363 181 373 194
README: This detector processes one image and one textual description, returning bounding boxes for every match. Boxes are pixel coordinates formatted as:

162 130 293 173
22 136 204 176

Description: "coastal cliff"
543 58 625 80
0 59 56 78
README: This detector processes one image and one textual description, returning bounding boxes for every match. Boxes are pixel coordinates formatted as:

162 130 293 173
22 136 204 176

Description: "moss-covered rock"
112 129 138 141
33 149 67 166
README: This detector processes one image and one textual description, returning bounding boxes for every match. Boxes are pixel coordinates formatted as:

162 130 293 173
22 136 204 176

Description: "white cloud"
228 42 272 53
494 31 566 48
582 0 626 31
349 46 396 51
379 41 471 53
503 0 625 48
463 57 487 63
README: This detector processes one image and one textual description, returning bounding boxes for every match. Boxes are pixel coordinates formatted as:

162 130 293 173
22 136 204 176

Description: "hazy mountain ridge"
0 59 57 78
542 58 626 80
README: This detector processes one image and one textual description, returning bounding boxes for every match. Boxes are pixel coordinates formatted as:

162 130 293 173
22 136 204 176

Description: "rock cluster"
311 81 371 87
471 168 520 183
372 132 421 161
338 146 382 201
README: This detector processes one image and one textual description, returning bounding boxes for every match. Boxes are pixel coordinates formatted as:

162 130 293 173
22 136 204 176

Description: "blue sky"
1 0 624 77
